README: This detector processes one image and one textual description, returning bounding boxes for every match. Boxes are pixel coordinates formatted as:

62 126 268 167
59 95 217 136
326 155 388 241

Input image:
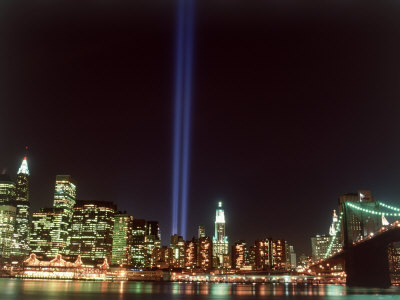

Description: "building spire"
18 146 29 175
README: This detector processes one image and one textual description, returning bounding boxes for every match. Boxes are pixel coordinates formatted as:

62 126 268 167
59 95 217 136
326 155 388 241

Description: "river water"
1 279 400 300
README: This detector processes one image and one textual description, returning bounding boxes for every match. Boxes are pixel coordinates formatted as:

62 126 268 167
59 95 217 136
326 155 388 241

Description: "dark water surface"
1 279 400 299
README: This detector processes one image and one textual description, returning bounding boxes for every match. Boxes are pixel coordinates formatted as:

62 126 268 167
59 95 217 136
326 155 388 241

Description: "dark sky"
1 0 400 255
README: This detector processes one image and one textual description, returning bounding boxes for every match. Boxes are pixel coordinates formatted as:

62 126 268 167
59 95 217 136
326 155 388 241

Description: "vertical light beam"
171 0 185 235
180 0 195 239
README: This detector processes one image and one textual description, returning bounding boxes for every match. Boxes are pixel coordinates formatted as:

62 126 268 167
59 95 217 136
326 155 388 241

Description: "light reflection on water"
1 279 400 300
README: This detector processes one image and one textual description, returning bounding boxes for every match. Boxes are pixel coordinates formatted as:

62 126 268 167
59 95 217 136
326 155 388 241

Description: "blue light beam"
180 0 195 239
171 0 185 236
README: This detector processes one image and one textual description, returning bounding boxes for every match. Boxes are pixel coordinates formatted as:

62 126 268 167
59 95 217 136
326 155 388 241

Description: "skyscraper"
272 239 287 270
198 236 213 270
54 175 77 216
0 174 16 258
30 208 69 258
253 238 273 270
212 201 228 267
29 175 77 258
170 234 185 268
184 238 198 268
0 204 16 258
0 174 16 205
231 240 247 269
111 213 133 266
13 155 30 257
131 219 147 268
145 221 161 267
69 200 116 264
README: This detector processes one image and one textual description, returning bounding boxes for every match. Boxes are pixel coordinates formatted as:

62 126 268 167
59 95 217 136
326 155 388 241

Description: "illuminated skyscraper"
0 204 16 258
212 201 228 267
145 221 161 267
54 175 77 216
311 234 331 261
29 175 77 258
69 200 116 264
131 219 147 268
0 174 16 258
231 240 247 269
253 238 273 270
198 236 213 270
30 208 69 258
111 213 133 266
12 155 31 257
170 234 185 268
184 238 198 268
0 174 15 205
272 239 287 270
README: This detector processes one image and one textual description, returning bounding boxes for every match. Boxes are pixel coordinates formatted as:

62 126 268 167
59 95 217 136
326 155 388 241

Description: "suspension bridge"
310 199 400 287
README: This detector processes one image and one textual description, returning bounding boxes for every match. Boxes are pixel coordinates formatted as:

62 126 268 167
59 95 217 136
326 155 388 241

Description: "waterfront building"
131 219 147 268
111 213 133 266
272 239 287 270
212 201 229 267
12 155 31 257
198 236 213 270
184 238 198 268
198 225 205 239
30 208 70 258
231 240 246 269
69 200 116 264
170 234 185 268
0 204 16 258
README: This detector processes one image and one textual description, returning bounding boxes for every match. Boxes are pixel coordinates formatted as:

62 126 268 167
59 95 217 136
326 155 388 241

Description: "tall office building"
131 219 147 268
311 234 332 261
253 238 273 270
184 238 198 268
12 155 31 257
69 200 116 264
212 201 229 267
145 221 161 267
111 213 133 266
0 174 16 204
231 240 247 269
30 208 69 258
29 175 77 258
287 245 297 270
54 175 77 215
152 246 173 269
170 234 185 268
0 174 16 258
272 239 287 270
0 204 16 258
198 236 213 270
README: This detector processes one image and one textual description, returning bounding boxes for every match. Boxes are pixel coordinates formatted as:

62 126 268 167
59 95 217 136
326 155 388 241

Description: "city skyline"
2 1 400 257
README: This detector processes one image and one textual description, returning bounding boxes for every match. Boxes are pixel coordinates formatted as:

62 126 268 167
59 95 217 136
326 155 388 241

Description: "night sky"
1 0 400 255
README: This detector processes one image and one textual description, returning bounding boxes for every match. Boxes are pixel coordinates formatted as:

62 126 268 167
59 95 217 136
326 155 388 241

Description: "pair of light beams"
172 0 195 239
